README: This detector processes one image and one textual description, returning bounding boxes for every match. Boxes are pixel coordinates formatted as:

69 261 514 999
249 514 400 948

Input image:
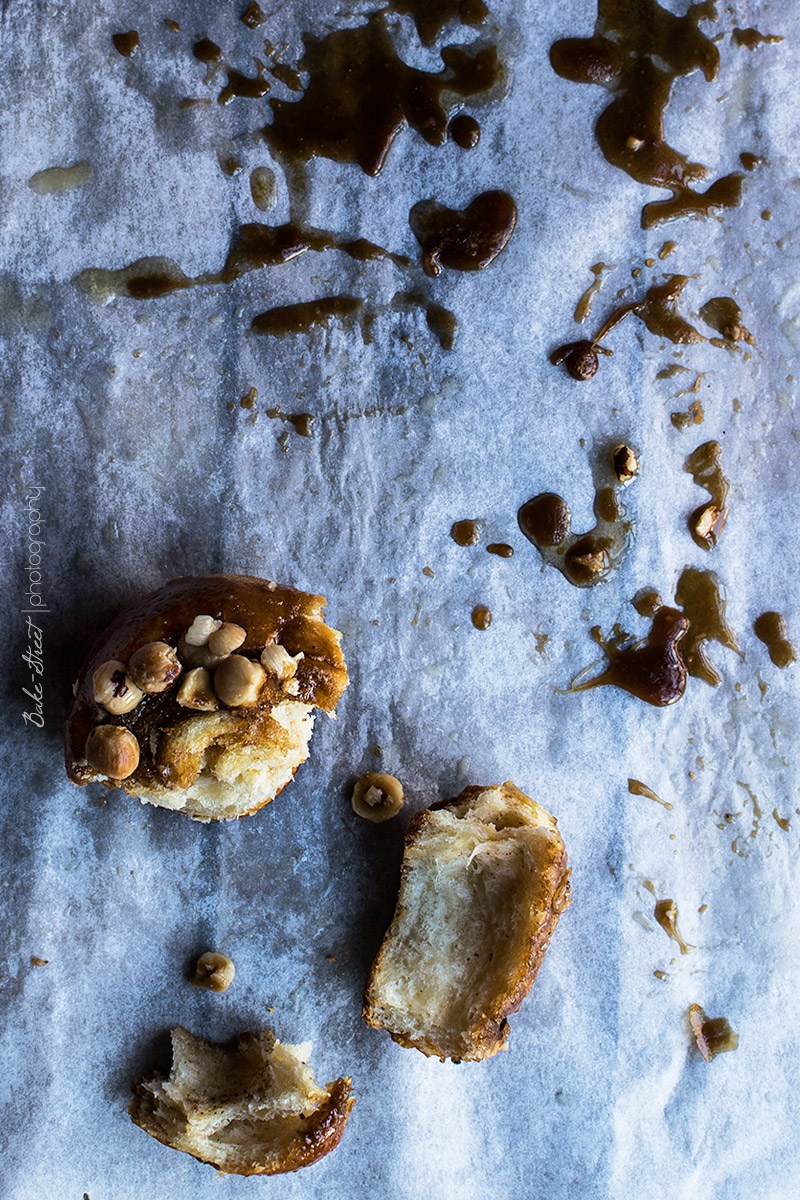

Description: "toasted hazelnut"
85 725 140 779
92 660 144 715
184 615 223 647
207 622 247 657
128 641 181 694
214 655 266 707
177 633 224 671
352 771 404 822
690 501 727 550
191 951 235 993
612 443 639 482
261 643 304 681
177 667 219 711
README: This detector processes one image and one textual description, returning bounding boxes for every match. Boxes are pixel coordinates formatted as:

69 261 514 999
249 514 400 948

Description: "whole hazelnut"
177 667 219 711
184 615 223 647
207 622 247 657
92 660 143 715
128 642 181 694
85 725 140 779
191 951 235 993
214 655 266 707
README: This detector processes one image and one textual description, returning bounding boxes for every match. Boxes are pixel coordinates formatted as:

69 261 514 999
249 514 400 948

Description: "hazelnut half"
85 725 140 779
207 622 247 657
191 951 235 993
92 660 144 715
184 615 222 647
352 771 405 822
261 643 304 681
612 443 639 482
214 655 266 707
177 667 219 711
128 641 181 694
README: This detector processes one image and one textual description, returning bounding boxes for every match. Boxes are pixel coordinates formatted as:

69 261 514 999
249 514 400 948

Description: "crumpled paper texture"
1 1 798 1196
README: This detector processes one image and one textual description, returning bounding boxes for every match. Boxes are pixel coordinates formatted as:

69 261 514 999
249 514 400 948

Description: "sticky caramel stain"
392 293 458 350
487 543 513 558
657 363 690 380
242 2 266 28
251 297 364 336
675 566 740 686
574 262 609 324
240 387 257 409
658 240 677 259
391 0 489 46
628 778 672 809
451 519 480 546
551 275 704 380
113 31 139 57
685 441 729 550
449 113 480 148
518 442 638 587
534 632 550 654
773 809 790 832
698 297 754 345
739 152 761 171
632 588 662 617
265 14 504 176
410 191 517 276
689 1005 738 1061
567 608 689 706
550 1 744 228
754 612 796 668
265 406 314 436
76 221 407 304
654 898 694 953
472 605 492 630
732 28 783 49
670 398 704 430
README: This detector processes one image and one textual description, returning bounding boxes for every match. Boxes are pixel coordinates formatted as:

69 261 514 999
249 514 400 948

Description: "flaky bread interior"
363 782 571 1062
129 1028 354 1176
125 700 314 821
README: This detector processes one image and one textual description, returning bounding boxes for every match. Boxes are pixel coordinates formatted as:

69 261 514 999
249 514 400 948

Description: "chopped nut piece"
177 667 219 711
191 951 236 993
352 771 405 822
689 1004 738 1061
85 725 140 779
185 615 223 647
128 642 181 694
261 643 304 681
214 655 266 707
612 443 639 481
690 501 727 550
208 622 247 657
92 660 144 715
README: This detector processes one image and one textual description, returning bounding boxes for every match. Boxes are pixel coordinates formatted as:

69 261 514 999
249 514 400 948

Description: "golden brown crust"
129 1071 353 1175
362 782 571 1061
65 574 347 810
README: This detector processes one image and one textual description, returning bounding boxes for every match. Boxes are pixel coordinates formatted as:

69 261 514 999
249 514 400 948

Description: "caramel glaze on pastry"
65 574 347 820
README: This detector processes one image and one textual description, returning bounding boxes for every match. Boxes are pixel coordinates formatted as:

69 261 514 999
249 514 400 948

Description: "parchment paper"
2 1 799 1197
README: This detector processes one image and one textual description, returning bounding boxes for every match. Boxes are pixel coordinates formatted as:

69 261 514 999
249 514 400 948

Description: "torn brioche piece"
65 574 347 820
129 1027 354 1175
363 782 571 1062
